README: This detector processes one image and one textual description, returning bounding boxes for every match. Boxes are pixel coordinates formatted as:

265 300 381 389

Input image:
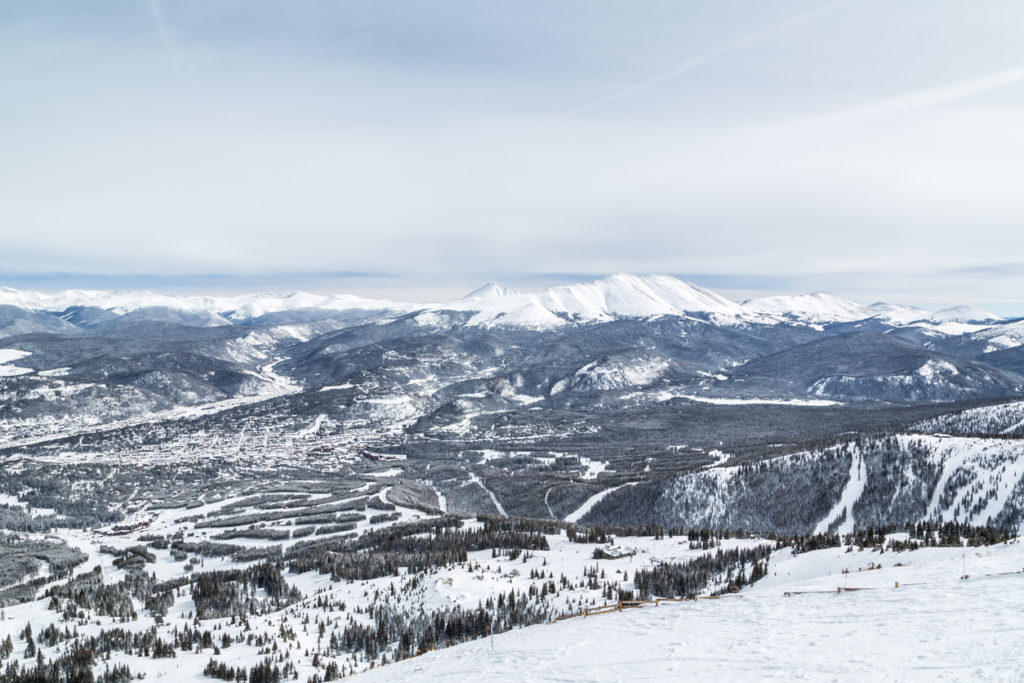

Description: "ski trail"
469 473 506 517
297 414 327 438
1000 413 1024 435
426 482 448 514
544 487 556 520
927 442 976 520
565 483 635 523
814 449 865 534
972 450 1024 525
236 421 248 453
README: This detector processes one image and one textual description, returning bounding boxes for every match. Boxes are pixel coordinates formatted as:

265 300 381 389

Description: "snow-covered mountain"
443 274 754 329
0 287 419 322
0 274 1010 333
4 283 1024 683
742 292 871 324
2 274 1023 443
927 304 1002 324
2 274 751 330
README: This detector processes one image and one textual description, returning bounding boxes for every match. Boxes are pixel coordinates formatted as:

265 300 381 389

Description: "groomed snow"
356 541 1024 681
564 483 634 523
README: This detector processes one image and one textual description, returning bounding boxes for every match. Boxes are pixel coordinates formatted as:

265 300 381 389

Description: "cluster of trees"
204 656 296 682
211 527 292 541
476 513 665 544
915 403 1024 437
1 648 134 682
327 590 555 667
286 516 549 582
860 521 1016 551
44 567 138 620
193 496 368 530
0 537 88 595
566 523 663 544
0 463 126 529
633 544 774 598
0 506 58 533
170 539 284 563
192 562 303 619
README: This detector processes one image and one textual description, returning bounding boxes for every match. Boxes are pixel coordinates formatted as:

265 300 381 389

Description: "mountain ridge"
0 274 1009 330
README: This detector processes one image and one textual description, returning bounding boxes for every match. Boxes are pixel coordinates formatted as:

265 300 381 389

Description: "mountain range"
0 273 1008 333
1 274 1023 455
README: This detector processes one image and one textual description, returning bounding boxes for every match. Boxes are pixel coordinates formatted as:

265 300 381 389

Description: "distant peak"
742 291 868 323
460 283 514 301
928 305 1002 324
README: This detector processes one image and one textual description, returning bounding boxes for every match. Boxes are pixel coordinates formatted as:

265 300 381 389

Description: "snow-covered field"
3 494 1021 682
357 540 1024 681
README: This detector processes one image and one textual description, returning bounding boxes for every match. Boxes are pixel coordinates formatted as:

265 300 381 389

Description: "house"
593 544 637 560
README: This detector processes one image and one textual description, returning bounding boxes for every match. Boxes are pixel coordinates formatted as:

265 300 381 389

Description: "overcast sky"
2 1 1024 312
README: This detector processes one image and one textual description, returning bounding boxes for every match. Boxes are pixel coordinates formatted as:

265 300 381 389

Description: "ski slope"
356 540 1024 681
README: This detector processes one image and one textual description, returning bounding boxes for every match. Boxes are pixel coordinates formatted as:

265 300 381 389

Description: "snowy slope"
866 301 932 325
356 540 1024 681
0 287 419 320
928 305 1002 324
0 277 1015 333
447 274 754 329
967 319 1024 352
742 292 871 323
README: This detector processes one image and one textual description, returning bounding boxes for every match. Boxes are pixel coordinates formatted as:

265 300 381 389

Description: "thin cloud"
557 1 847 117
814 65 1024 125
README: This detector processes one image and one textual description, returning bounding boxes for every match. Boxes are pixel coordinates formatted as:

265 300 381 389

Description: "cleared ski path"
565 483 634 523
814 449 864 534
469 473 507 517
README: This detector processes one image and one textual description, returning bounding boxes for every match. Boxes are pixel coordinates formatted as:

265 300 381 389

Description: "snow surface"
448 274 755 329
564 483 634 523
866 301 933 324
4 493 1024 682
742 292 870 323
928 305 1002 324
972 319 1024 352
357 540 1024 681
814 449 865 534
0 348 32 376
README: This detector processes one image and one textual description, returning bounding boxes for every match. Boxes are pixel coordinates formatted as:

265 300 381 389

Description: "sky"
1 1 1024 312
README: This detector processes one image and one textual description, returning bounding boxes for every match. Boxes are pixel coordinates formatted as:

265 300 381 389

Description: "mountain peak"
928 305 1002 324
742 292 868 323
460 283 515 301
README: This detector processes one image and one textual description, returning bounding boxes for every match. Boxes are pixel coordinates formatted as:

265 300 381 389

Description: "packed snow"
356 538 1024 681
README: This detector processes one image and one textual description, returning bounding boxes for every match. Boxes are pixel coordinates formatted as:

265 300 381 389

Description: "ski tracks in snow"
815 449 865 534
469 473 507 517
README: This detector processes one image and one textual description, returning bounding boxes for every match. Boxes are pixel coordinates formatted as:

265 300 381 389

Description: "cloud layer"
1 1 1023 312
